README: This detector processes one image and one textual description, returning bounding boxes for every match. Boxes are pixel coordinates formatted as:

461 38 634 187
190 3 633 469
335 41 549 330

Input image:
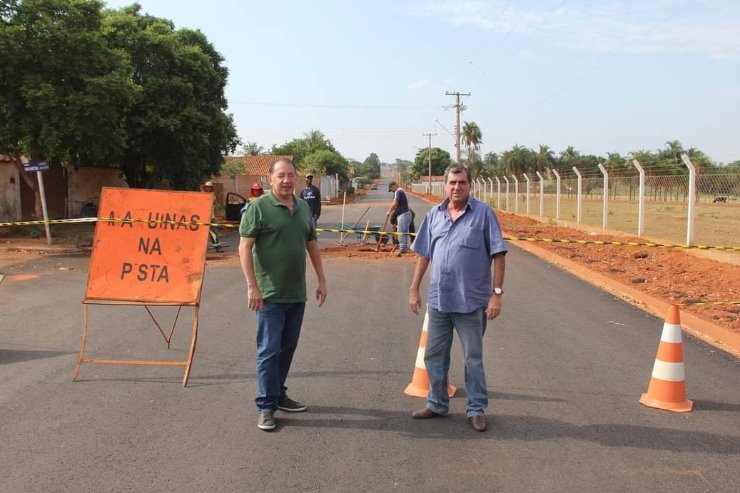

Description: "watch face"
494 287 502 295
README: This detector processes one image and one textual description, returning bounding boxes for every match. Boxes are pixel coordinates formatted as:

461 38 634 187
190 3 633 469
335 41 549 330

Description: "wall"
67 167 128 217
0 161 21 222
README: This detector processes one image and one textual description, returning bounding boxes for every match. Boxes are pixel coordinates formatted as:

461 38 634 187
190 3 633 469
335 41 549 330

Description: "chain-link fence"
412 173 740 247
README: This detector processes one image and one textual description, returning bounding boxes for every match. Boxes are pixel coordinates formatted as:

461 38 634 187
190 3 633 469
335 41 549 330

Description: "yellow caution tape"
677 300 740 307
0 217 98 227
503 235 740 252
2 217 739 252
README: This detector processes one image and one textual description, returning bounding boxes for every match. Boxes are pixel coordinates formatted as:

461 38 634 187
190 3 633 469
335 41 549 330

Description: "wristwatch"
493 287 503 296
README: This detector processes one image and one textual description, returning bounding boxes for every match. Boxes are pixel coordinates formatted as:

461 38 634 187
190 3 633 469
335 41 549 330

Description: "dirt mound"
498 211 740 334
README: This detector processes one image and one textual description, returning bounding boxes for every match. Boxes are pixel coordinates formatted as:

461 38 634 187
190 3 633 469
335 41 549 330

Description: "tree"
104 5 238 189
356 152 381 180
271 129 338 168
557 146 581 172
500 145 536 175
393 158 412 185
412 147 450 181
302 148 349 181
241 141 264 156
462 121 482 173
0 0 137 216
479 152 500 178
535 145 555 172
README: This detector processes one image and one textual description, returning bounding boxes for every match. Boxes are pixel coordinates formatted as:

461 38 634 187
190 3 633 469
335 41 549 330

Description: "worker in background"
241 183 265 215
300 173 321 227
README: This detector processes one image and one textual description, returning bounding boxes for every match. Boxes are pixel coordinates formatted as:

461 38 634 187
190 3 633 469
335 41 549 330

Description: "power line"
229 100 437 110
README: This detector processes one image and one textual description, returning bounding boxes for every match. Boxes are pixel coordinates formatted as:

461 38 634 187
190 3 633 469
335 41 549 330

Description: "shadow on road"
0 348 74 365
276 406 740 452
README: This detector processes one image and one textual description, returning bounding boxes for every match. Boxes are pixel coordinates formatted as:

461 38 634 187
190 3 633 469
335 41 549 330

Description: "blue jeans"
255 302 306 412
397 211 411 253
425 306 488 417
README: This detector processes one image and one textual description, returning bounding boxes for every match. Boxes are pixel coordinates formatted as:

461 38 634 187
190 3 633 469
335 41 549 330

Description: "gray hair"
444 164 472 184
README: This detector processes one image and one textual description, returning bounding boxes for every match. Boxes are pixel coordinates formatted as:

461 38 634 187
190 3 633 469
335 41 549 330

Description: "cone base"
404 383 457 398
640 393 693 413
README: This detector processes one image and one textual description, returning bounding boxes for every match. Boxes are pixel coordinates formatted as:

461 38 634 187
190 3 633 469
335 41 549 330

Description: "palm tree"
241 141 263 156
462 121 482 174
536 144 555 172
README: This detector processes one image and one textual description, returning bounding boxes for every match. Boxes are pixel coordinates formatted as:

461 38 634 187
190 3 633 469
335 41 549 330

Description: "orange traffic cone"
639 305 693 412
404 306 456 398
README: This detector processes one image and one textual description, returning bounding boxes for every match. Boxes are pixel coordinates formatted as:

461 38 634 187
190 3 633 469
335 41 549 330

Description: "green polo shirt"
239 193 317 303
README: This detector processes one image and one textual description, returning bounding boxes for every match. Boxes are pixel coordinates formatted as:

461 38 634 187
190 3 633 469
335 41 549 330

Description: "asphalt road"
1 180 738 492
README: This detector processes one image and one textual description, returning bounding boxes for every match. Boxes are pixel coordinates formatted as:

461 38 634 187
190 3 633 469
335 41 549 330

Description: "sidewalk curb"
511 238 740 358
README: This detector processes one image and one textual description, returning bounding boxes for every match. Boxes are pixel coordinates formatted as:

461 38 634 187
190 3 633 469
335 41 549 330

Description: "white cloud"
408 79 430 90
421 0 740 60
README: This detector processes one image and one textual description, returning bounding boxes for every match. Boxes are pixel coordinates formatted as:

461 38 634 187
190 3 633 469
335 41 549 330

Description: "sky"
104 0 740 165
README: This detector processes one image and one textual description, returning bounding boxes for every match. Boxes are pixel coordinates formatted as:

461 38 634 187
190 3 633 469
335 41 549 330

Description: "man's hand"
486 294 502 320
409 287 422 314
248 285 264 312
315 280 327 307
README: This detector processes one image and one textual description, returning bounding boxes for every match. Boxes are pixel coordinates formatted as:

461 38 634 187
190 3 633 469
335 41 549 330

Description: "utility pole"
422 131 437 193
445 90 470 164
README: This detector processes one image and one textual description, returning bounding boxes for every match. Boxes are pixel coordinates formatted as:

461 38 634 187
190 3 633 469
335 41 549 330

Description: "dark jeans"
255 302 306 412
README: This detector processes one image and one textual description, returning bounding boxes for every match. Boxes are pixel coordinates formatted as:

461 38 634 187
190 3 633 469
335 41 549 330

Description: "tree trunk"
13 157 42 219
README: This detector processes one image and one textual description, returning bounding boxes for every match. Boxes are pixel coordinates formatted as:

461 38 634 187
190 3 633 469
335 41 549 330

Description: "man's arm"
485 252 506 320
408 256 430 314
238 236 263 311
306 239 327 306
315 187 321 218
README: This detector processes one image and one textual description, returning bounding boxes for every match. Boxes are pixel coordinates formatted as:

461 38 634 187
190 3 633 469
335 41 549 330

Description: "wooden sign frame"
72 187 213 387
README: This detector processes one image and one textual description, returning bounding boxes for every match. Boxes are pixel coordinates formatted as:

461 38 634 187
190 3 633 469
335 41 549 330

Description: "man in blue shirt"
299 173 321 227
408 163 507 432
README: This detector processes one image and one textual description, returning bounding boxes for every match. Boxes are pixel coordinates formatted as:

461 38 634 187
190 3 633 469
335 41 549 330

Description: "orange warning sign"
85 187 212 303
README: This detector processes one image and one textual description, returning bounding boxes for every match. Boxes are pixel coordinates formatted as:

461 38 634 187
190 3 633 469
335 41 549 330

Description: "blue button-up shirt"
412 196 507 313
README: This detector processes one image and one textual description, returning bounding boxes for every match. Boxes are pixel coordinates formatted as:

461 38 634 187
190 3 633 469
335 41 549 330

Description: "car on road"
370 185 378 190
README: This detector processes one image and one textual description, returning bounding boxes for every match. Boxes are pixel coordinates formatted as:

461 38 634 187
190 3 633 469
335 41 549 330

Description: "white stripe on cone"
651 360 686 382
660 323 683 343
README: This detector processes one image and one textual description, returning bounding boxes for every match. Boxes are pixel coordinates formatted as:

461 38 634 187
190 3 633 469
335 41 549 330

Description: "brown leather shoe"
468 415 487 432
411 407 444 419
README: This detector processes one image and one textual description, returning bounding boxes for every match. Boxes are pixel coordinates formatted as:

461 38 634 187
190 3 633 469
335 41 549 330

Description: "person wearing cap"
240 183 265 215
203 180 217 215
299 173 321 227
202 181 219 247
385 181 412 254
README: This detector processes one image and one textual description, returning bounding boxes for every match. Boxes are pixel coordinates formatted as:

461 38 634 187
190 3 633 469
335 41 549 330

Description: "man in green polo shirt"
238 158 327 431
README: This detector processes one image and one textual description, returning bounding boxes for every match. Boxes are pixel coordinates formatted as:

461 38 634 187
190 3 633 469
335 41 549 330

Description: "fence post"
536 171 544 219
523 174 531 215
552 169 561 220
597 164 608 228
503 176 510 211
478 178 484 200
511 175 519 213
572 166 582 224
632 159 646 237
487 178 494 204
680 154 696 245
495 176 501 210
